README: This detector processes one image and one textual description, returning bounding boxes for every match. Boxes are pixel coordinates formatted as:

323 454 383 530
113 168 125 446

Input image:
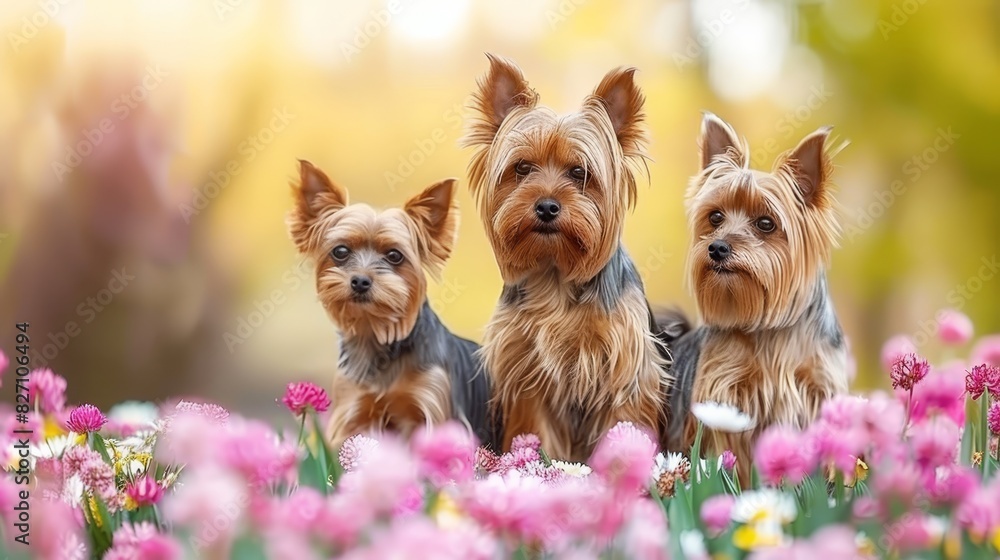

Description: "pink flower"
511 433 541 453
754 425 815 486
720 450 737 471
936 309 973 345
956 478 1000 539
589 422 657 495
809 421 863 474
106 523 181 560
971 335 1000 367
873 463 922 511
339 437 420 514
929 464 979 505
62 445 103 476
171 400 230 425
965 363 1000 400
749 525 859 559
339 434 379 472
700 494 735 534
219 419 298 486
909 367 966 425
27 368 68 414
889 353 929 391
909 417 960 472
281 382 331 416
162 465 246 545
988 401 1000 435
66 403 108 433
619 499 669 560
78 457 117 502
125 476 163 507
411 422 477 486
881 335 917 373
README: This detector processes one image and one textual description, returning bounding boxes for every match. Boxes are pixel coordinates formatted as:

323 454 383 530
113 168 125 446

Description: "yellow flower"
991 528 1000 553
124 495 138 512
430 492 465 530
42 416 67 440
87 496 103 528
733 524 783 550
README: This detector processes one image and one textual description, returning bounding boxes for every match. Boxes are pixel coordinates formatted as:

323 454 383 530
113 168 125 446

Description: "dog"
461 54 670 461
663 113 849 469
288 160 496 448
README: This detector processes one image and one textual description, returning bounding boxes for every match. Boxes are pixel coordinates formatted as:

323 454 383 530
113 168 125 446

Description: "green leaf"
312 413 342 487
83 495 116 557
229 535 268 560
91 433 113 465
538 446 553 468
961 396 977 466
297 450 326 493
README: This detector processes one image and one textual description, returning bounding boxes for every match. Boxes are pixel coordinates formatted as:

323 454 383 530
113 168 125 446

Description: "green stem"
902 386 914 436
690 422 704 482
296 414 307 448
979 394 990 474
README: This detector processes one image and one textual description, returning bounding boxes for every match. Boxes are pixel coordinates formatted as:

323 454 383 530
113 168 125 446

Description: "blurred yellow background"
1 0 998 416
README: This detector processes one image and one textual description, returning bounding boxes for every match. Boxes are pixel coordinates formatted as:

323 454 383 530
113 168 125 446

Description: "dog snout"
708 240 731 262
535 198 561 222
350 275 372 293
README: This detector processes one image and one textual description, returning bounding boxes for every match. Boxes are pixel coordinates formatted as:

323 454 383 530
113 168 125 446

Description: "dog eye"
514 160 532 177
331 245 350 262
385 249 404 265
568 166 587 182
708 211 724 227
756 217 776 232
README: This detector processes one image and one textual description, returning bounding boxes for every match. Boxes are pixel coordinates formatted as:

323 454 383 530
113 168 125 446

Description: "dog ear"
288 160 348 253
404 178 459 275
781 126 833 207
465 54 538 145
592 67 646 155
699 112 746 169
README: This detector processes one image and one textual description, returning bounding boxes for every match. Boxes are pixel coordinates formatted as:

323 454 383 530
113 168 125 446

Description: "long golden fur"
462 54 669 461
288 161 493 448
677 113 849 469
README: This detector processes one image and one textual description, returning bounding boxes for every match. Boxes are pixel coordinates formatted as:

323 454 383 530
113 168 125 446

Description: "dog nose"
708 240 731 262
350 275 372 293
535 198 561 222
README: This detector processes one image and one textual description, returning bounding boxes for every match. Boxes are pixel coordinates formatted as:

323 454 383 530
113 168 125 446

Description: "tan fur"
327 365 452 448
287 160 460 442
683 114 849 473
463 55 667 461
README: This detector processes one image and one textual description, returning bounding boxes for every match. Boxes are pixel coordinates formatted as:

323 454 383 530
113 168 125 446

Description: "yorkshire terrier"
664 113 849 467
462 54 670 461
288 160 496 448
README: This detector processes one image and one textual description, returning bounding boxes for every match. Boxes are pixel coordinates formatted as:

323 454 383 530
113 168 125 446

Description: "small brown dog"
462 54 670 461
288 161 495 448
664 113 849 466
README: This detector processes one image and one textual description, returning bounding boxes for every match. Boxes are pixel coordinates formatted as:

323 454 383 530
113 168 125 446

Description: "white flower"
679 530 708 558
651 452 687 480
108 401 159 431
30 434 77 459
551 460 592 478
731 489 797 525
691 401 755 433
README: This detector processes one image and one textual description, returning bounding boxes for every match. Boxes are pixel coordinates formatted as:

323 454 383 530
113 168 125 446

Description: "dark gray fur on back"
338 301 499 450
658 271 843 451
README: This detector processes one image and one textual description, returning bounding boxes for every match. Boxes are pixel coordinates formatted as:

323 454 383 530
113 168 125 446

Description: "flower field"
2 317 1000 559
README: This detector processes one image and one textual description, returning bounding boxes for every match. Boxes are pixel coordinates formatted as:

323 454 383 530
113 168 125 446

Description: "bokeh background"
1 0 998 418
